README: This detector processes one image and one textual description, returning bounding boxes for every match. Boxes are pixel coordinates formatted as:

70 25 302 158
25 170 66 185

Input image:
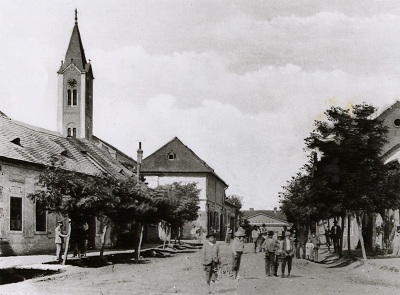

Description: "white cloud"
2 1 400 210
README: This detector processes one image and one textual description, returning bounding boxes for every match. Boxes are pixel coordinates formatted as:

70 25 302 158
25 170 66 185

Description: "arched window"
72 128 77 138
67 90 72 105
67 128 72 137
73 90 78 105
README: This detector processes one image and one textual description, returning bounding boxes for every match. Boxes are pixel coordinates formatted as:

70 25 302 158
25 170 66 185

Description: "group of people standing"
55 220 89 261
202 223 335 293
202 226 297 293
259 230 296 278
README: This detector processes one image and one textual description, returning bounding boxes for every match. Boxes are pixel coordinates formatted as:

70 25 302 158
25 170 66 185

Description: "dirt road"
0 243 399 295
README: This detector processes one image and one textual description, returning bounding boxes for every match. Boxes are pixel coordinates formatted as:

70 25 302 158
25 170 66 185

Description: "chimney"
249 208 254 211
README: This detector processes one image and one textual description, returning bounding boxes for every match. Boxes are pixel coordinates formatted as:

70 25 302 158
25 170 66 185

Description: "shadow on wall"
0 240 16 256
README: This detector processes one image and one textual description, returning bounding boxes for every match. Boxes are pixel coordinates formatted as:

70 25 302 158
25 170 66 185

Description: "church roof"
141 137 228 187
0 113 132 179
58 22 90 74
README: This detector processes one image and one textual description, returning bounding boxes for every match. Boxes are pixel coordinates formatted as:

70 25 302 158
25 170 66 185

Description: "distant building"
141 137 238 241
242 208 290 232
0 13 136 255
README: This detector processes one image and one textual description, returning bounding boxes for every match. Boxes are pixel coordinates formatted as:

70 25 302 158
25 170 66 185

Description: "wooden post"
137 224 144 260
100 225 108 259
347 215 351 257
62 218 72 265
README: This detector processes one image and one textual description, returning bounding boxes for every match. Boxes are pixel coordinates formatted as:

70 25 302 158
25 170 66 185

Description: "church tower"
57 10 94 140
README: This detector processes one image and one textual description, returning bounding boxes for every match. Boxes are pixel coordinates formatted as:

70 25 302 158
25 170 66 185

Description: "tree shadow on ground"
44 252 162 268
43 242 200 268
217 288 236 293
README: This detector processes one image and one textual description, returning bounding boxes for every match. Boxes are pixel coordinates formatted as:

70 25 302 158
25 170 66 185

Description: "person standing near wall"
55 221 69 261
251 226 260 253
310 232 321 262
331 220 342 254
80 222 89 258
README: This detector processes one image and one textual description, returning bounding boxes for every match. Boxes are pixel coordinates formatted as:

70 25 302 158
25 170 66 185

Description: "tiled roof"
92 135 137 169
141 137 228 187
0 114 132 179
242 210 288 222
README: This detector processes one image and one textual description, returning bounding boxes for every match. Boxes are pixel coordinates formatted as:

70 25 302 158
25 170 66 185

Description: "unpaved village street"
0 243 399 295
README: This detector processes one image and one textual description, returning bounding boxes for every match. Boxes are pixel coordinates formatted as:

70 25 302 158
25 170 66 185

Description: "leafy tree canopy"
150 182 200 228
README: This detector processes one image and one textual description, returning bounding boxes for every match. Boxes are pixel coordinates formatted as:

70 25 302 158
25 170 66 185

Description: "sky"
2 1 400 210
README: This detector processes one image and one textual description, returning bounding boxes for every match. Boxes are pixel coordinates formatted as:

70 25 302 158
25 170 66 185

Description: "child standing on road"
305 238 314 260
203 232 220 294
232 227 246 280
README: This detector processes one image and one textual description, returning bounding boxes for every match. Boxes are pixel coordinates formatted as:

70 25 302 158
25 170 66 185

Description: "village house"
141 137 239 241
0 14 137 255
242 208 290 233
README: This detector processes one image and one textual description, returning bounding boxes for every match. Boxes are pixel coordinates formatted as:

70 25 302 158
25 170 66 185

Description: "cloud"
2 1 400 210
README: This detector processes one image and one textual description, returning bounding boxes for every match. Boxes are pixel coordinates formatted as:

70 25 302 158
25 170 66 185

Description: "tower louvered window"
73 128 77 137
67 90 72 105
73 90 78 105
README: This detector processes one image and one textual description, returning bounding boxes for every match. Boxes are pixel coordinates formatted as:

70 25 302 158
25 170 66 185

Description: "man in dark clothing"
330 220 341 253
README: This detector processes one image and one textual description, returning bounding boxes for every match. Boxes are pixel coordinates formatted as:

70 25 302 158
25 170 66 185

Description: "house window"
67 90 72 105
72 90 78 105
10 197 22 231
73 128 77 138
168 152 176 160
214 212 219 230
35 201 47 232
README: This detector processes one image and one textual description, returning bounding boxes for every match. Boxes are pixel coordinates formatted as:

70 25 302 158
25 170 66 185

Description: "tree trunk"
62 218 72 265
339 215 345 257
134 222 142 262
99 225 108 259
356 214 368 264
347 215 351 257
137 224 144 260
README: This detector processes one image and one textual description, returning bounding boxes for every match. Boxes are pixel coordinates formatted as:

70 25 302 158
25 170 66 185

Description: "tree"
29 164 201 261
280 159 330 229
108 177 157 261
28 165 116 261
226 195 243 211
305 103 400 262
150 182 200 242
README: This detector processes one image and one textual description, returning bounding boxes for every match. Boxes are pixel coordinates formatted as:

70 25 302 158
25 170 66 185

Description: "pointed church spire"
58 10 88 73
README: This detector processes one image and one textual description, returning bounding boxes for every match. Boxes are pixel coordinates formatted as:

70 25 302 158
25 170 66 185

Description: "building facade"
141 137 236 241
242 208 290 233
0 14 137 256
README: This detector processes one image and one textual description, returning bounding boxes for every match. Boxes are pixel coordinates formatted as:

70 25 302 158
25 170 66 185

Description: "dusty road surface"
0 243 399 295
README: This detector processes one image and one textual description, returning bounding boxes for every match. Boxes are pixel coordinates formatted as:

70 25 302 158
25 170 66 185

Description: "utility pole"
137 142 143 185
